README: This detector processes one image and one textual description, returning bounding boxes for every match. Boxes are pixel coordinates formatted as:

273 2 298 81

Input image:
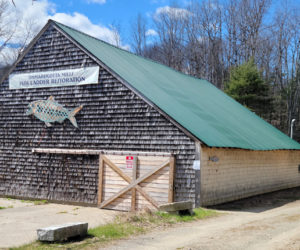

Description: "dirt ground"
0 198 118 249
105 187 300 250
0 188 299 250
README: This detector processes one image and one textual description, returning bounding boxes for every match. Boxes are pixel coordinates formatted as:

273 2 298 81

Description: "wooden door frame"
97 153 175 211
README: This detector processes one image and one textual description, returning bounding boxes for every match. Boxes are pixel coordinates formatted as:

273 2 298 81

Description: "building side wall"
200 146 300 206
0 24 196 205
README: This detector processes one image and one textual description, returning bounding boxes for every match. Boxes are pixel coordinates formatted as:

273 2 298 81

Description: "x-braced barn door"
97 154 175 211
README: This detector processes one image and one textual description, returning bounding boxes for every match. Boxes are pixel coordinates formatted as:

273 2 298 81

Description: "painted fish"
26 96 83 128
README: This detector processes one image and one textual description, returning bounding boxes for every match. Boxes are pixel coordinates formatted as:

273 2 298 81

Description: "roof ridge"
50 19 205 82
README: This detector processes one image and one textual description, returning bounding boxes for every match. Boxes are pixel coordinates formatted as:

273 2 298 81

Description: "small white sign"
9 66 99 89
126 156 135 169
193 160 200 170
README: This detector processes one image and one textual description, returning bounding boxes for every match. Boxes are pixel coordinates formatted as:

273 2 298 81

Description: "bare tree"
131 13 147 56
0 0 18 56
11 0 37 7
224 0 271 66
110 21 122 48
0 0 40 66
153 2 188 71
186 0 224 87
127 0 300 140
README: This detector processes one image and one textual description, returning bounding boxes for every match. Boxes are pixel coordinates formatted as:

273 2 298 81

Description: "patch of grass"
157 207 217 223
19 199 48 205
57 211 68 214
9 239 93 250
12 207 219 250
20 200 32 203
89 222 145 241
33 200 48 205
0 205 13 209
4 197 48 205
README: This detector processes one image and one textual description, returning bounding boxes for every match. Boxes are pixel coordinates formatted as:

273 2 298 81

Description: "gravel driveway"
1 187 299 250
0 198 118 249
106 187 300 250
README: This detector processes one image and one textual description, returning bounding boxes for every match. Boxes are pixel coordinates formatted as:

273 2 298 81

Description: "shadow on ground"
209 187 300 213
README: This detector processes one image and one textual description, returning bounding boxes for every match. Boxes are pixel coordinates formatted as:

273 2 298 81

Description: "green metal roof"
54 20 300 150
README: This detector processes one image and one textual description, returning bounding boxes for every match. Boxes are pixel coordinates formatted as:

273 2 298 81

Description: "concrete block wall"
200 146 300 206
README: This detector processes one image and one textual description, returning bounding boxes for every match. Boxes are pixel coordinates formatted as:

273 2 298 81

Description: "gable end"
0 23 197 204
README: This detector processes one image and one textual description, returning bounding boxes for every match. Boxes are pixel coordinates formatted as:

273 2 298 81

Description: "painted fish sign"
26 96 83 128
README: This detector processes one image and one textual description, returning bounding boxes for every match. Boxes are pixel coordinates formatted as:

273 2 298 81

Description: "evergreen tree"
225 59 273 118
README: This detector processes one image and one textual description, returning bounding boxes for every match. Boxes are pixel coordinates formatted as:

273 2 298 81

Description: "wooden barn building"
0 20 300 211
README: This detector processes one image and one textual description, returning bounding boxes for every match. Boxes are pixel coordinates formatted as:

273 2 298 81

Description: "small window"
298 165 300 173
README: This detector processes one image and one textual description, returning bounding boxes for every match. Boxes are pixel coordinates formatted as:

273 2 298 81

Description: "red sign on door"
126 156 134 169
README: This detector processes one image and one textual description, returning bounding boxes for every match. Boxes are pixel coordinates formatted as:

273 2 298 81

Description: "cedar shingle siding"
0 24 196 204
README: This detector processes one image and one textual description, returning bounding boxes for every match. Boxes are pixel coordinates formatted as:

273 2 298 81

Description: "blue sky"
50 0 181 46
52 0 167 40
1 0 298 64
0 0 179 63
2 0 177 52
53 0 165 25
50 0 179 45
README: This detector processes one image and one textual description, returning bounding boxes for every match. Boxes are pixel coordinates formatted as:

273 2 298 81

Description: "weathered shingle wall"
0 24 196 205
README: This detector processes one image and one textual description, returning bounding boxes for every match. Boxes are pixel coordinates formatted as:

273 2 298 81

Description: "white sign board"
126 156 136 169
126 156 135 169
9 66 99 89
193 160 200 170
